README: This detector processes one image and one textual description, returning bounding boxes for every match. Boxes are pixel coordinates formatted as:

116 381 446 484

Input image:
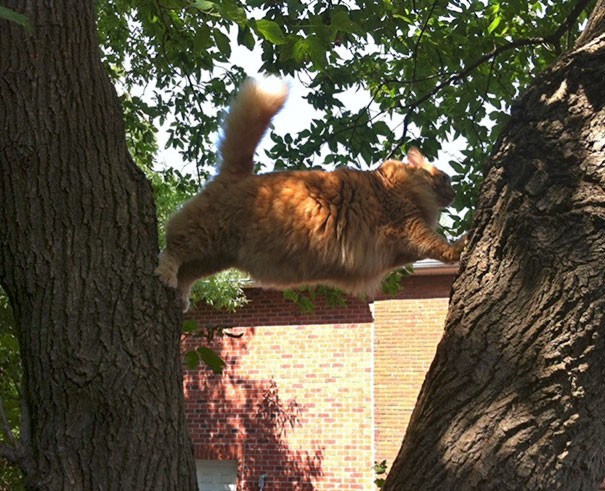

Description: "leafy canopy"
98 0 592 233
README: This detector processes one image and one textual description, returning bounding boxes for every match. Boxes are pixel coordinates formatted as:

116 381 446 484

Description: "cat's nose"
443 188 455 205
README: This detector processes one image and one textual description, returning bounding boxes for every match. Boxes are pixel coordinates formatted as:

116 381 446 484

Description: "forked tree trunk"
385 4 605 491
0 2 197 489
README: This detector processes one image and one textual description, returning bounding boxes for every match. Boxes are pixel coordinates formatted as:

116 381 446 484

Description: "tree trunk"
0 2 197 489
384 5 605 491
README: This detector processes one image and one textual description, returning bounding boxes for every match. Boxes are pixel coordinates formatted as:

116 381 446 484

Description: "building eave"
412 259 459 276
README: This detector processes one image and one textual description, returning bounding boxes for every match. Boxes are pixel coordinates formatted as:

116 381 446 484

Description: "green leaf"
184 350 200 370
220 0 247 25
193 25 212 51
198 346 226 374
487 16 502 34
182 319 198 333
255 19 286 45
0 6 32 32
393 13 412 23
192 0 216 12
237 25 255 50
306 35 327 68
331 10 362 35
372 120 391 136
283 289 316 313
292 38 309 63
213 29 231 57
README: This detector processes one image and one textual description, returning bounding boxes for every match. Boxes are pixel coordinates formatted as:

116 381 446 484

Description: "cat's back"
224 166 384 282
180 165 388 241
240 166 382 221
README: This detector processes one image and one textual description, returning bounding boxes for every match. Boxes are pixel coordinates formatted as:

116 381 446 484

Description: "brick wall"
183 273 454 490
373 296 450 466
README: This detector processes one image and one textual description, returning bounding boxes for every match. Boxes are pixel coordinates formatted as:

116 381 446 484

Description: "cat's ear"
407 147 439 175
406 147 427 168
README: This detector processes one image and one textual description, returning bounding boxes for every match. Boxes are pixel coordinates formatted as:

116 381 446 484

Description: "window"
195 460 237 491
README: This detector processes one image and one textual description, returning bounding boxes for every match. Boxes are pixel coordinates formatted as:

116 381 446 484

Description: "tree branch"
576 0 605 47
388 0 595 156
411 0 440 85
0 441 21 465
549 0 595 46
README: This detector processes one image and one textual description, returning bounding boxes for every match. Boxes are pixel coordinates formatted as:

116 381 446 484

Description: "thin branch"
575 0 605 46
388 36 548 155
382 72 448 85
411 0 441 85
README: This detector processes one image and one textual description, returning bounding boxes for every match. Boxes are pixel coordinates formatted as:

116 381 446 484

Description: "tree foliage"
97 0 593 232
0 289 23 489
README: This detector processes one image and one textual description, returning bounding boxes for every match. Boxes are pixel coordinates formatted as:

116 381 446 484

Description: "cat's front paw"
451 234 468 260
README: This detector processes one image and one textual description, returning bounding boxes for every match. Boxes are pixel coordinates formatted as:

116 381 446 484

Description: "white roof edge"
412 259 459 275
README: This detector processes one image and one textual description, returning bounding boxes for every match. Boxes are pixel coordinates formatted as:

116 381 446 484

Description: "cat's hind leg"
176 259 228 312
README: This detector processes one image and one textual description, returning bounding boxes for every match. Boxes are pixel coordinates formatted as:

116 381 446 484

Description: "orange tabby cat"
156 78 465 311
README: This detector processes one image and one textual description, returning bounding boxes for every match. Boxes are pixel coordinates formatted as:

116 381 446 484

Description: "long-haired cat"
156 78 466 311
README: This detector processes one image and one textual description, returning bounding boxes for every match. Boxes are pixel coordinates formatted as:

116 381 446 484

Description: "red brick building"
183 263 455 490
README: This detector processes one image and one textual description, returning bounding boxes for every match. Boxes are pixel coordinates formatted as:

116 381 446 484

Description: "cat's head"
406 147 455 206
378 147 455 208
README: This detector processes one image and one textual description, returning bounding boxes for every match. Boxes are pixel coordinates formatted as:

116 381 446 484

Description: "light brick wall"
373 296 450 467
183 274 453 490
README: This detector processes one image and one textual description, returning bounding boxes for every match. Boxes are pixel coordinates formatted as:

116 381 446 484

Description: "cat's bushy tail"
218 78 289 180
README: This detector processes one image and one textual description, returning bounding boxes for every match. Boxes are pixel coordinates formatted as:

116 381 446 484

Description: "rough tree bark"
384 3 605 491
0 2 197 489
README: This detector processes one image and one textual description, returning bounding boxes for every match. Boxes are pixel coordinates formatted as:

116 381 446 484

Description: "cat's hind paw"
178 286 193 313
155 250 179 289
181 296 191 313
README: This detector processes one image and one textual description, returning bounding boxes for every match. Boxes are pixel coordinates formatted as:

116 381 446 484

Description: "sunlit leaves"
0 288 21 489
283 286 347 314
330 8 364 35
190 270 249 312
254 19 286 45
